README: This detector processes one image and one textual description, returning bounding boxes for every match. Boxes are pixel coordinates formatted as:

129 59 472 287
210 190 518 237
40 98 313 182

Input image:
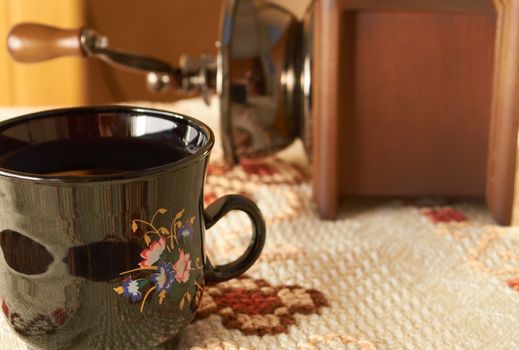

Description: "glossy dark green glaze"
0 106 266 349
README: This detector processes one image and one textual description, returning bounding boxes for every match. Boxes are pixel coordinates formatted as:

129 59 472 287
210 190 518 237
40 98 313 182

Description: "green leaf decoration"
138 279 151 288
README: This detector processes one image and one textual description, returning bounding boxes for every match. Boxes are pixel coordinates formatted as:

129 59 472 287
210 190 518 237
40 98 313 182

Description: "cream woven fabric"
1 100 519 350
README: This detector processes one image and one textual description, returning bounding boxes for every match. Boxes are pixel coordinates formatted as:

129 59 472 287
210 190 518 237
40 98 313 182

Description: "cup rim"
0 105 215 183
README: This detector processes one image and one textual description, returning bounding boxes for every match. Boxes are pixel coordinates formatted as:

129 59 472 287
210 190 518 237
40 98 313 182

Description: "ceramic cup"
0 106 266 349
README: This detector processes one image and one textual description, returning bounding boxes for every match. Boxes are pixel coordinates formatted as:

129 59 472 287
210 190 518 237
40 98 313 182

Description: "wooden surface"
0 1 13 105
487 0 519 225
0 0 85 106
339 11 496 197
333 0 494 12
312 0 340 219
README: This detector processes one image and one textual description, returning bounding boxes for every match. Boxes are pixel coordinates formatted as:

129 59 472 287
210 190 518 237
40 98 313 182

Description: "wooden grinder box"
312 0 519 225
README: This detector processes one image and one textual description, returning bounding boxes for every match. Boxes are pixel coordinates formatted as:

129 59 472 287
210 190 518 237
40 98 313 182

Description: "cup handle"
203 194 266 284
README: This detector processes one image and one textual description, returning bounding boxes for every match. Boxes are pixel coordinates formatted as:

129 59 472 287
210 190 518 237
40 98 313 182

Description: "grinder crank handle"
7 23 181 79
7 23 85 62
7 23 215 98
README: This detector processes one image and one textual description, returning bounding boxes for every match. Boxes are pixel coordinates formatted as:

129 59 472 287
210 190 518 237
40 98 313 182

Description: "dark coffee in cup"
0 137 189 176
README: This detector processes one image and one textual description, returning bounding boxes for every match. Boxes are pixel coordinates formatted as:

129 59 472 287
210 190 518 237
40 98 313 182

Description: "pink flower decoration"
173 249 191 283
139 237 166 267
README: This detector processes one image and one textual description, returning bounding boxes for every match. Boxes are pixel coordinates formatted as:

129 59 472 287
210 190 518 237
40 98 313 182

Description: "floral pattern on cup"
113 208 203 312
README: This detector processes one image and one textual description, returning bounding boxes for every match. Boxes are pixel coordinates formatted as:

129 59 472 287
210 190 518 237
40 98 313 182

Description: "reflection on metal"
218 0 313 165
302 5 313 160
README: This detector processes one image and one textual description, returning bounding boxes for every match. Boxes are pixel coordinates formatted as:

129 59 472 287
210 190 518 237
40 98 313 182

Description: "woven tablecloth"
1 100 519 349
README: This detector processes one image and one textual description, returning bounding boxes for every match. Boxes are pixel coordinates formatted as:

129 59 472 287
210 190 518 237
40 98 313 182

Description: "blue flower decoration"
178 222 193 241
122 277 142 301
151 262 175 293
